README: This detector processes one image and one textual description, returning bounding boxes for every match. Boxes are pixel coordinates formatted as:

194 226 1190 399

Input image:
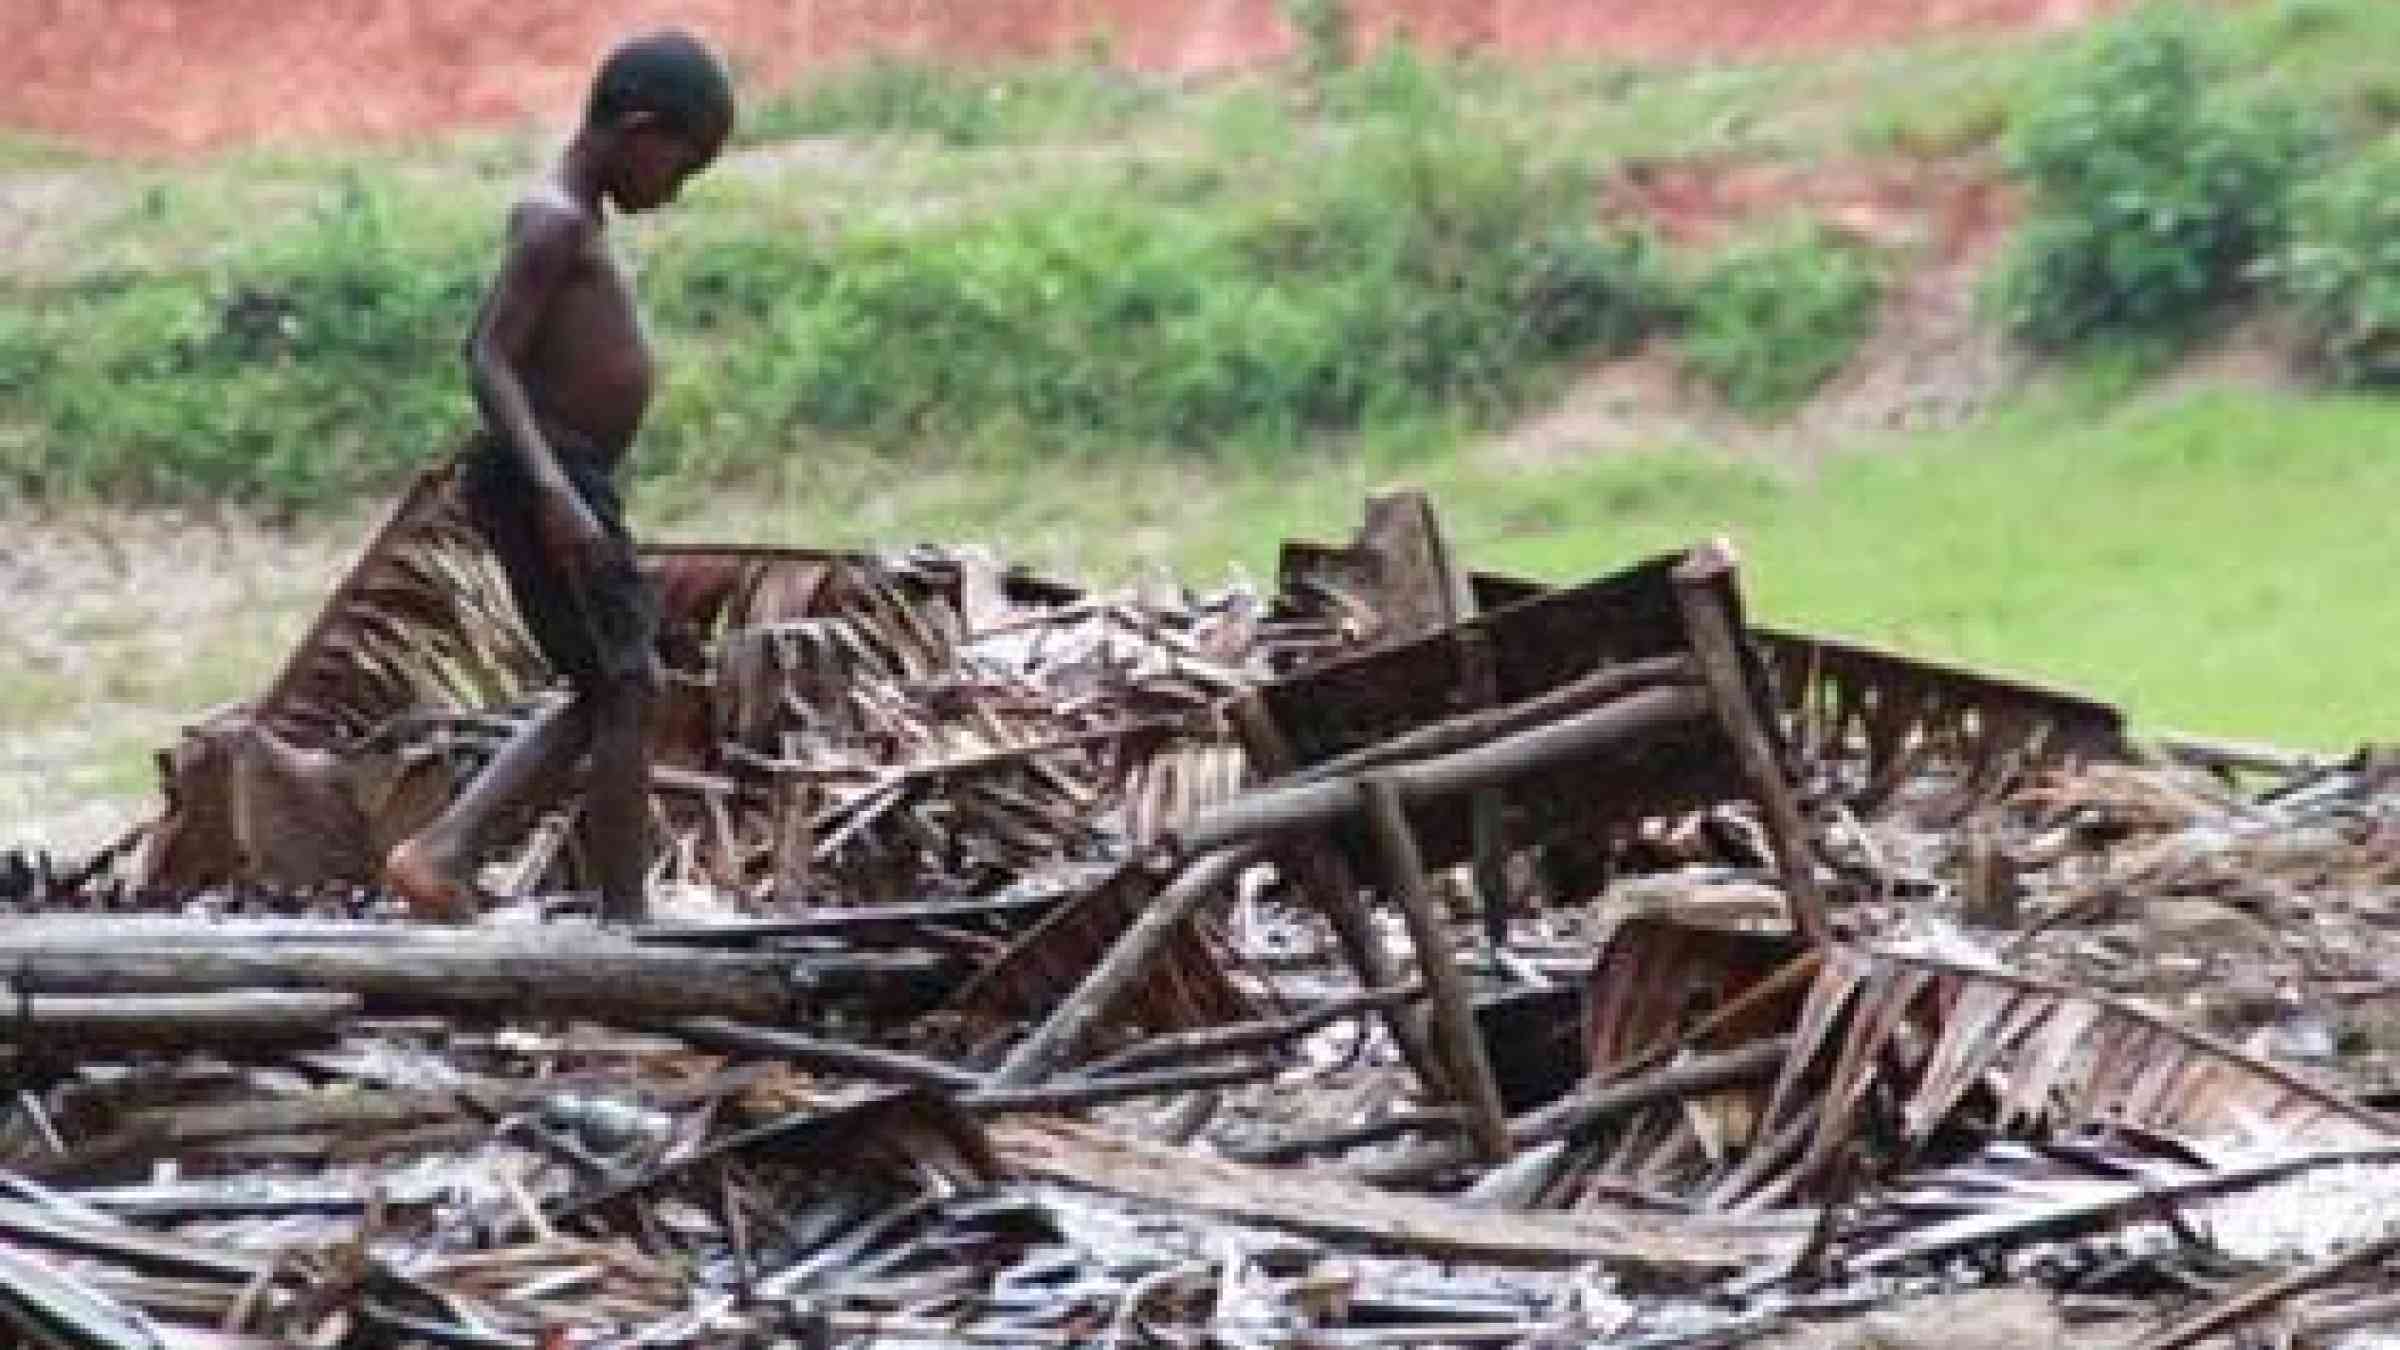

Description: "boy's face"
609 114 728 213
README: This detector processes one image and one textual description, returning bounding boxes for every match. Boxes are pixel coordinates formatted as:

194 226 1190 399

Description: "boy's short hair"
586 30 735 138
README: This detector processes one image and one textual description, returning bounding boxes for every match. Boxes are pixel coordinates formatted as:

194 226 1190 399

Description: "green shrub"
2271 137 2400 385
741 58 1156 147
683 103 1671 457
0 76 1680 505
1680 221 1882 414
1990 15 2324 349
1323 33 1457 125
1286 0 1357 80
2 176 483 503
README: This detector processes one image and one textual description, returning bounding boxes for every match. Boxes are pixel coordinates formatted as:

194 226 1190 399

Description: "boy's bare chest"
553 239 644 337
525 237 655 443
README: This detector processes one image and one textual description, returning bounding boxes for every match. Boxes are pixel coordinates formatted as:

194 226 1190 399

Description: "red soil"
1605 157 2025 262
11 0 2129 155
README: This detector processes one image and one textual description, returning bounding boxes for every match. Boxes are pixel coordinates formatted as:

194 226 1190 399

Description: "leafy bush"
0 71 1687 504
1323 32 1456 124
1286 0 1356 80
741 58 1156 147
2271 137 2400 385
1990 15 2324 349
2 176 484 503
746 140 1668 451
655 93 1674 459
1680 222 1882 414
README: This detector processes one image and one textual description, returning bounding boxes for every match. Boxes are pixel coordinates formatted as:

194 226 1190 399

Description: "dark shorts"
459 431 657 693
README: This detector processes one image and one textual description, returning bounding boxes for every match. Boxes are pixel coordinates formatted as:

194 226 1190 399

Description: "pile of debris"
4 467 2398 1348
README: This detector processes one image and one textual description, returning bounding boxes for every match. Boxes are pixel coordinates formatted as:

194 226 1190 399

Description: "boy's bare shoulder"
501 181 600 250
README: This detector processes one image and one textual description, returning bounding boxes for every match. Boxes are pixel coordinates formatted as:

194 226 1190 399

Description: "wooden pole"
1084 982 1424 1076
0 990 359 1055
1670 541 1832 944
1352 1033 1796 1186
2134 1232 2400 1350
1284 653 1694 789
966 1061 1276 1114
1361 776 1512 1164
664 1018 985 1093
1178 683 1710 857
989 844 1262 1088
0 935 875 1024
1227 692 1453 1096
1455 627 1511 952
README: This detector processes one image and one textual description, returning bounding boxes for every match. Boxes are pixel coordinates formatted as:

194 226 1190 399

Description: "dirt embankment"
12 0 2124 153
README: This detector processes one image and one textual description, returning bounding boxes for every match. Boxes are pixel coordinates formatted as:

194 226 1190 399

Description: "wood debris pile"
5 469 2399 1348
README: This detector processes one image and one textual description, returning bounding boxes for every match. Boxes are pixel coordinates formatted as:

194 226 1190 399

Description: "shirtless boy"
384 31 733 925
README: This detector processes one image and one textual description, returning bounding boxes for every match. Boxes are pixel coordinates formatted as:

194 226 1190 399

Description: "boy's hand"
535 486 610 578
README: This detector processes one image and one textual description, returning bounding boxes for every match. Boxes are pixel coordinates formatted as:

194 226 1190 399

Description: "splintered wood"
6 485 2399 1347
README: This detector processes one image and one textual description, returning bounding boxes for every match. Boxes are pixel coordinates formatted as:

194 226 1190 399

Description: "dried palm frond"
950 861 1256 1037
257 466 550 750
1117 739 1249 845
1758 627 2124 820
1584 915 1810 1072
142 467 549 888
2007 760 2253 836
138 483 1267 914
1574 917 2397 1212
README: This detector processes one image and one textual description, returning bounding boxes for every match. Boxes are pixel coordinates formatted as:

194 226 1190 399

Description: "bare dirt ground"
1494 156 2027 469
0 509 359 855
12 0 2132 152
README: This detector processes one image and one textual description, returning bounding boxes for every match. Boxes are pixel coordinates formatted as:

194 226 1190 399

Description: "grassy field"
7 3 2400 852
660 379 2399 750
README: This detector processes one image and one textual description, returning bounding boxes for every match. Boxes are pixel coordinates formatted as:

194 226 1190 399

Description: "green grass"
1487 389 2400 748
740 56 1163 147
667 385 2400 750
0 131 87 171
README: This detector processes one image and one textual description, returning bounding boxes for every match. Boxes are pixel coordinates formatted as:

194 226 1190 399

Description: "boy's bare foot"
383 840 481 924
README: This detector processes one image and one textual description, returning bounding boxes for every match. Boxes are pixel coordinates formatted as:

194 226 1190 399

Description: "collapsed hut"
4 465 2397 1347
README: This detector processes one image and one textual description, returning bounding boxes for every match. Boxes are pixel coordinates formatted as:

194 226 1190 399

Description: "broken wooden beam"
989 844 1264 1087
1353 1034 1798 1186
994 1116 1803 1276
0 990 360 1055
1226 690 1453 1097
1671 542 1832 944
1362 776 1512 1165
1083 982 1424 1077
0 925 930 1024
1177 683 1712 857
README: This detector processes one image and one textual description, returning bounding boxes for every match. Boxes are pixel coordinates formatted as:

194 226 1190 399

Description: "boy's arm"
467 201 606 564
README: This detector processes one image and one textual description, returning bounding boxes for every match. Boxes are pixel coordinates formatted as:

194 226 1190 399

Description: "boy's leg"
385 697 592 920
581 675 652 926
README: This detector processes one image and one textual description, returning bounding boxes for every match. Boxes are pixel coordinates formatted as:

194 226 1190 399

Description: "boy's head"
585 30 735 212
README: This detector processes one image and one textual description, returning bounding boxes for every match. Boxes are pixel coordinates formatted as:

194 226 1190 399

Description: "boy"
384 30 734 925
